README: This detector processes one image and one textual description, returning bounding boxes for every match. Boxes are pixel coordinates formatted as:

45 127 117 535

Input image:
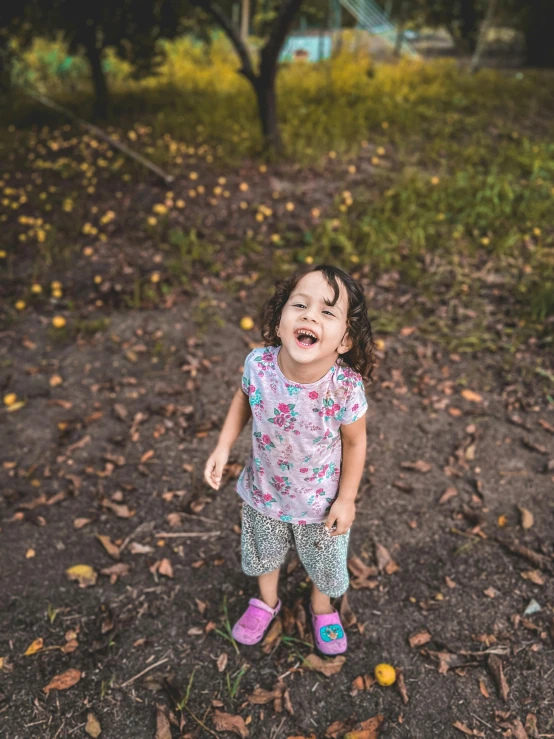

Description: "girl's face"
276 271 352 366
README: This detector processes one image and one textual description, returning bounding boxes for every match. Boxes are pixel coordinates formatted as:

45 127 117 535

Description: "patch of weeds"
100 676 114 699
175 667 196 711
214 594 240 655
166 228 221 287
191 297 225 338
225 664 249 700
46 602 59 625
74 317 111 338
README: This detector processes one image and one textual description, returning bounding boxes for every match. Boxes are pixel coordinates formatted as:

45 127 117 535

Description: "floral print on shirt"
237 345 368 524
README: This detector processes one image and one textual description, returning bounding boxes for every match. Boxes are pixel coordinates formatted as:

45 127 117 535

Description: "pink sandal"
310 603 348 655
231 597 282 645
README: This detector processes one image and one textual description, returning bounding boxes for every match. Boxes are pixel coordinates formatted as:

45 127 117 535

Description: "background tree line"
1 0 553 153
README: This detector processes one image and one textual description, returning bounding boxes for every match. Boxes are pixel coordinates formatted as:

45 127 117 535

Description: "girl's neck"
277 345 338 385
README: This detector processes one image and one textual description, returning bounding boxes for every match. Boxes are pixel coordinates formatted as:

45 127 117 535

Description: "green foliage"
5 39 554 330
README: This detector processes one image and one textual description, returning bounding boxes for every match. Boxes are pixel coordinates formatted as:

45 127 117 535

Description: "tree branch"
260 0 304 77
193 0 256 81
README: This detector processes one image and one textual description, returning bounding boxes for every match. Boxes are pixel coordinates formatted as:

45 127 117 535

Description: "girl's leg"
311 581 334 615
258 567 280 609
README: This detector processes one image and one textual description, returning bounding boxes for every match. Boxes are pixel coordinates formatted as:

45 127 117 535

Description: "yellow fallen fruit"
374 663 396 686
66 565 98 587
240 316 254 331
3 393 17 407
52 316 66 328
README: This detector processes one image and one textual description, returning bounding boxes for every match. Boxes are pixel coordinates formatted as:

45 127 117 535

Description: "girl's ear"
338 329 353 355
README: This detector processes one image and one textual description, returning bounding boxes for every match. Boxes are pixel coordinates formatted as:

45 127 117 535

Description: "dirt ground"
1 270 554 739
1 110 554 737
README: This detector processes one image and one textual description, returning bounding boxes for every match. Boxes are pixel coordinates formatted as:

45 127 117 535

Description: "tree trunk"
459 0 478 54
0 34 12 95
254 72 282 155
82 23 109 118
524 0 554 67
393 0 406 58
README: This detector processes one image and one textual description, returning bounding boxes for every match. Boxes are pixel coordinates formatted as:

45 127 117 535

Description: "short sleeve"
340 378 368 425
241 351 253 396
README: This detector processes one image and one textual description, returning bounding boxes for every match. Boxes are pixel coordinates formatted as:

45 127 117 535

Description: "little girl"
204 263 375 655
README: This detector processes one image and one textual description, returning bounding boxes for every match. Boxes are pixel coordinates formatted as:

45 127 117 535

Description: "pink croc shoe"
309 603 348 656
231 597 282 646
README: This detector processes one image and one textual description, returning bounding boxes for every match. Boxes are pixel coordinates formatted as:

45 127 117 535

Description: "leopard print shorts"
240 502 350 598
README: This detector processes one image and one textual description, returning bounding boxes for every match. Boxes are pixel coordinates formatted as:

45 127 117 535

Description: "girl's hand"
325 498 355 536
204 446 230 490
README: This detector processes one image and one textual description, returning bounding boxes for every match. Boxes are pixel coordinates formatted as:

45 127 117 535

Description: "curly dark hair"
259 264 376 384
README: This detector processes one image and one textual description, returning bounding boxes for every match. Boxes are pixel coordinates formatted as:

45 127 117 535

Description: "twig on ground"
120 657 169 688
21 87 175 185
119 521 156 553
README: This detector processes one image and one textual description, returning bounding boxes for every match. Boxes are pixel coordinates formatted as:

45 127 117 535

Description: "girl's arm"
216 386 252 452
337 414 367 501
325 416 367 535
205 387 252 490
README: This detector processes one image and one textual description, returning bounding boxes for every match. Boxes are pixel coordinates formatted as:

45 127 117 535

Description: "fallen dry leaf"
281 605 296 636
439 487 458 504
339 593 356 629
348 556 378 579
73 517 92 529
344 714 384 739
325 721 348 738
43 668 81 693
487 654 509 701
484 587 499 598
85 712 102 737
155 705 171 739
261 618 282 653
212 709 249 738
304 653 346 676
409 630 431 648
521 570 545 586
100 563 130 581
351 674 375 692
96 534 120 560
158 558 174 578
100 498 134 518
479 679 490 698
61 639 79 654
400 459 432 473
452 720 485 737
129 541 155 554
375 542 399 574
396 668 409 704
0 657 14 673
461 389 483 403
518 506 534 530
24 637 44 656
217 652 228 672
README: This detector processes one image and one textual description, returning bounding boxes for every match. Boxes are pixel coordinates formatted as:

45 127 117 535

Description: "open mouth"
294 329 319 348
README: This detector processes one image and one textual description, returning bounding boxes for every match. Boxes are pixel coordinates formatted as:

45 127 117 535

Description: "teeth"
296 330 317 340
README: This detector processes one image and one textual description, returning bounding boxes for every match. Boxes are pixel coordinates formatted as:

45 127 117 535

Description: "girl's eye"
292 303 335 316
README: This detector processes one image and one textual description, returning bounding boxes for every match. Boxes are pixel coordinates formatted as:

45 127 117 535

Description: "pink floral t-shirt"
236 345 368 525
